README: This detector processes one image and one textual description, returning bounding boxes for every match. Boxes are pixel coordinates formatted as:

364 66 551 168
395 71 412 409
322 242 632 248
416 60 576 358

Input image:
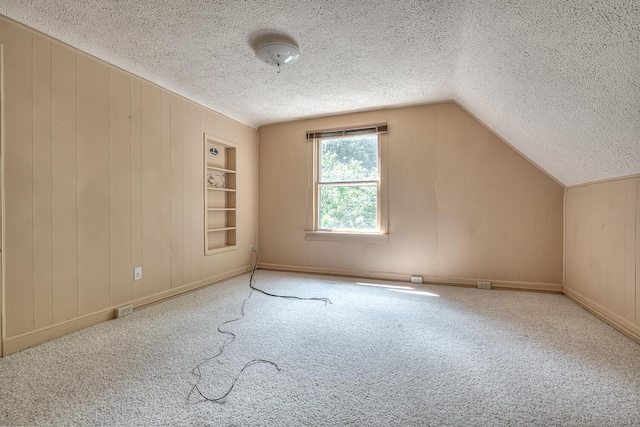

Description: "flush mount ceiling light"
255 42 300 72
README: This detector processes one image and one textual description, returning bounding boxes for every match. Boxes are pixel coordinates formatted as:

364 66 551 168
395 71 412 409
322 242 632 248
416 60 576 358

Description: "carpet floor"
1 270 640 426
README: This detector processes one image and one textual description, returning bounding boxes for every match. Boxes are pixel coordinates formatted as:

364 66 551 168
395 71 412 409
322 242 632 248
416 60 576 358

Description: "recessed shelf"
204 133 238 256
207 226 237 232
207 244 238 254
207 187 236 192
206 165 236 174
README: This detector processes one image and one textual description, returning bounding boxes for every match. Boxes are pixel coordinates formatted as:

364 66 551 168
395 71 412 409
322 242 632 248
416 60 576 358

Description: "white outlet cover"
134 267 142 281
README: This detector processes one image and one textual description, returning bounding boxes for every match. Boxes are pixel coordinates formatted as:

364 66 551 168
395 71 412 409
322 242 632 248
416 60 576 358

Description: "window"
318 134 379 231
306 124 388 243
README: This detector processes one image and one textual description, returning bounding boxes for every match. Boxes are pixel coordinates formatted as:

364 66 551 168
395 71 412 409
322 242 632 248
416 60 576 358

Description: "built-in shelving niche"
204 133 238 255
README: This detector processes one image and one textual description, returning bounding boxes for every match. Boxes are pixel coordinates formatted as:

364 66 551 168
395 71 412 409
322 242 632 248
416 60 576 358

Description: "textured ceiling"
0 1 638 186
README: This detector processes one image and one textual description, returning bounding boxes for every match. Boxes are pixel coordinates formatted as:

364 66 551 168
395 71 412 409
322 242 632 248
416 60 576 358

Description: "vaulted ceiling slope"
0 1 638 186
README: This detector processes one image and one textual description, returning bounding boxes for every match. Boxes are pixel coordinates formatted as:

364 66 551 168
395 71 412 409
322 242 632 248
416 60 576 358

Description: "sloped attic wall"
258 102 564 290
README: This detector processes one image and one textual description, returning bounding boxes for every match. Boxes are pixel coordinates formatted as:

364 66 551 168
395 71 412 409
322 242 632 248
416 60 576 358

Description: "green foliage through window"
318 135 378 231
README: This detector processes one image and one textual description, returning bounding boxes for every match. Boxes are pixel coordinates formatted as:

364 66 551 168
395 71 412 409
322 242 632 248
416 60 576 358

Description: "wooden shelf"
207 244 238 254
207 226 236 232
207 208 236 211
207 187 236 192
206 165 236 174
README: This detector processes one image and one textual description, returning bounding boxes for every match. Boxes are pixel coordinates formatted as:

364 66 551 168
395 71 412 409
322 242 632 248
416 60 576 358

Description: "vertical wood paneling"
76 55 110 315
636 178 640 325
414 106 437 275
547 182 564 284
0 39 4 348
201 110 215 135
109 69 132 306
190 104 202 280
32 34 53 329
51 42 78 323
130 79 143 300
591 183 608 303
622 179 637 321
1 17 258 348
243 126 259 262
602 181 626 315
566 177 639 329
141 82 162 296
473 123 496 280
213 112 226 139
570 186 593 299
285 121 310 267
436 103 475 278
518 161 546 283
3 25 34 336
581 185 594 299
565 188 578 290
385 108 415 274
263 123 287 266
161 93 171 291
170 97 184 288
182 101 192 286
491 138 521 281
257 124 285 265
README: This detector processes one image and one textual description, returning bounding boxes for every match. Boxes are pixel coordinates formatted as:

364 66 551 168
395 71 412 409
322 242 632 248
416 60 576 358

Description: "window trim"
306 126 389 243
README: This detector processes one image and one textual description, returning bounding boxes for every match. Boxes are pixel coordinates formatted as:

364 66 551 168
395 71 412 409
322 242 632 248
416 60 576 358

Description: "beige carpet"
1 270 639 426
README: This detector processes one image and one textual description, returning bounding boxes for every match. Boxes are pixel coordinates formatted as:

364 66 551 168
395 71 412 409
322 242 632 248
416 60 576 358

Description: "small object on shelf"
210 147 219 155
207 171 227 188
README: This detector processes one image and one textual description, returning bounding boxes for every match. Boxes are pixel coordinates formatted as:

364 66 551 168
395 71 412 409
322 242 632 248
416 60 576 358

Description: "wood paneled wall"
0 16 258 354
565 176 640 340
258 103 564 289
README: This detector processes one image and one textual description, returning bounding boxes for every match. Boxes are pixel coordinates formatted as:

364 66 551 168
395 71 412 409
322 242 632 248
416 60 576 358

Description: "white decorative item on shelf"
208 171 227 188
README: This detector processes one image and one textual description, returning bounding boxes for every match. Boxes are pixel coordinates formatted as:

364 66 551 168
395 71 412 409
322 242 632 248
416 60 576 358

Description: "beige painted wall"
258 103 564 290
565 176 639 339
0 16 258 354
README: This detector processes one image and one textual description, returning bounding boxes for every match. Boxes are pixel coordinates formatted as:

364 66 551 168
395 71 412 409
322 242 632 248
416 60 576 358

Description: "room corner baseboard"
257 263 563 293
257 263 410 283
2 265 251 356
563 287 640 345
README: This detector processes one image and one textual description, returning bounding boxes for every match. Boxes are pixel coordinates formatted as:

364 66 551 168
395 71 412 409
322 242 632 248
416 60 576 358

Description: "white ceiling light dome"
255 42 300 70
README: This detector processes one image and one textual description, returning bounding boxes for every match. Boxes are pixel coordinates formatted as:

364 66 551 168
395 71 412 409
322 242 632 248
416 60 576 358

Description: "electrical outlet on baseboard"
410 275 423 284
477 281 491 290
115 305 133 318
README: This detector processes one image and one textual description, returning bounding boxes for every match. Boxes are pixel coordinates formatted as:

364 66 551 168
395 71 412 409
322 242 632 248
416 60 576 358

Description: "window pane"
319 184 377 230
320 135 378 182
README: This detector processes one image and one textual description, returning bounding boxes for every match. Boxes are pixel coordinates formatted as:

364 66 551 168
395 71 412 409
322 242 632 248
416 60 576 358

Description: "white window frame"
305 125 388 244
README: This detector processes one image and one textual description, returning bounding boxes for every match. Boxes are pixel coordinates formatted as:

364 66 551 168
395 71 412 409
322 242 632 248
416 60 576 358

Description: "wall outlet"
410 276 423 284
115 305 133 318
477 281 491 290
250 245 255 254
134 266 142 281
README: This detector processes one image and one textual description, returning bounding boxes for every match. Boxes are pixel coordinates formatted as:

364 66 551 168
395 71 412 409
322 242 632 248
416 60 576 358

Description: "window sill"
305 231 389 244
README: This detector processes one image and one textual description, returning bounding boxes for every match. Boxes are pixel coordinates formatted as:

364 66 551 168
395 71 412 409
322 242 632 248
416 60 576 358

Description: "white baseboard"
257 263 563 293
2 265 251 356
563 287 640 344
